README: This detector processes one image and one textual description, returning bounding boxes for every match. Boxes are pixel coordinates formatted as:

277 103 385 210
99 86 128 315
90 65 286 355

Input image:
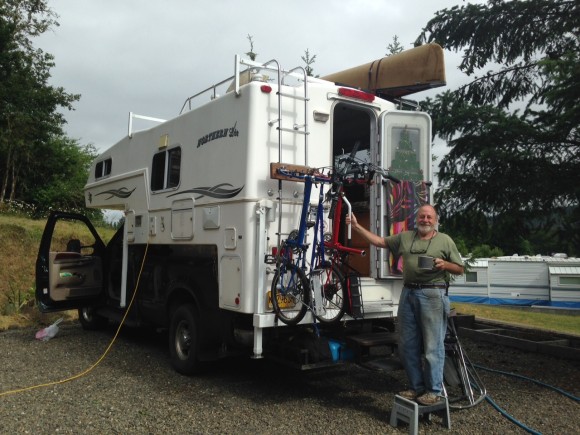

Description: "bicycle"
317 142 401 319
270 143 399 326
269 166 334 326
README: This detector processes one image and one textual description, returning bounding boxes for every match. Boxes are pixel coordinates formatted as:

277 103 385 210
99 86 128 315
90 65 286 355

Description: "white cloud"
37 0 482 151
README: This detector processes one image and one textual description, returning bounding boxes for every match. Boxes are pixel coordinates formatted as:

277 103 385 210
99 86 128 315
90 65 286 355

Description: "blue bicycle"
270 141 400 326
270 143 371 325
270 167 340 325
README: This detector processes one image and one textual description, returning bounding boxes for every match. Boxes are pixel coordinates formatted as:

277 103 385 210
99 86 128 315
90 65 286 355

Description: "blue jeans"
398 286 450 395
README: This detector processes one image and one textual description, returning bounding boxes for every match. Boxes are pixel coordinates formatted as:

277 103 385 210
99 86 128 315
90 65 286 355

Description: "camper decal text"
197 122 239 148
169 183 244 200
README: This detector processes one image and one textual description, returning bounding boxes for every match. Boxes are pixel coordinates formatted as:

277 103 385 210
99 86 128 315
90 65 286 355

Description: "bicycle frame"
270 154 397 325
270 168 334 325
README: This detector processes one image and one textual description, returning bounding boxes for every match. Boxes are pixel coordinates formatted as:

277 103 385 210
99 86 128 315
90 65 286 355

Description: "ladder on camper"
233 57 310 250
234 56 310 165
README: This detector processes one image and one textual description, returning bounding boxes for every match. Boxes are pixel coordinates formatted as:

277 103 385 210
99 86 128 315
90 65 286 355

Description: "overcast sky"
36 0 481 153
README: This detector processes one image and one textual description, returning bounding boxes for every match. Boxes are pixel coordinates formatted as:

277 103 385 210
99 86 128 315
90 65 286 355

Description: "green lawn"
451 302 580 336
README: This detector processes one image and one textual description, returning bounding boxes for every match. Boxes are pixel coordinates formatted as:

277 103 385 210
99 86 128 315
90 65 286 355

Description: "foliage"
245 34 257 61
386 35 404 55
22 136 98 217
0 1 101 218
470 244 504 259
0 214 116 328
301 48 318 77
416 0 580 256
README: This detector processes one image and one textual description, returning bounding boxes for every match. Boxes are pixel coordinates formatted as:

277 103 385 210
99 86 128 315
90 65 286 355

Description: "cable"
0 242 149 398
484 395 542 435
473 362 579 435
474 363 580 402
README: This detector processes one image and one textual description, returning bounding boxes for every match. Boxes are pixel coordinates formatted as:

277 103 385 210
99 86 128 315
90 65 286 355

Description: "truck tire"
78 307 107 330
169 304 200 375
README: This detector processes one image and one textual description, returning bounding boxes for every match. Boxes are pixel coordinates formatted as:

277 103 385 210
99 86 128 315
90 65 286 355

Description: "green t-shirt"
384 230 463 284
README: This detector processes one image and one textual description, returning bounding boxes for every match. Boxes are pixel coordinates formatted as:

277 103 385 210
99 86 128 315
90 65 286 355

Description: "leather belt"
405 282 448 290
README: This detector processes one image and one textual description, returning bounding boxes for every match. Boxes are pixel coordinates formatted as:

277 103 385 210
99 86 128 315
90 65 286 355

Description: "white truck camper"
36 44 446 374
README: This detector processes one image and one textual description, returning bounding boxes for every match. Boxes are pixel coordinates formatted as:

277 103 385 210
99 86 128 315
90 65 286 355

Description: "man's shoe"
398 390 419 400
416 392 443 406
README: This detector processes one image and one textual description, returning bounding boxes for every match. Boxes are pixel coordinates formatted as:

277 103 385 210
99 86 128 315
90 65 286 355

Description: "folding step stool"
389 394 450 434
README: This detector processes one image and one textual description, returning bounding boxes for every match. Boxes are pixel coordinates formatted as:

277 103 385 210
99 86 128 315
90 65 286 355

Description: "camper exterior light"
338 87 375 102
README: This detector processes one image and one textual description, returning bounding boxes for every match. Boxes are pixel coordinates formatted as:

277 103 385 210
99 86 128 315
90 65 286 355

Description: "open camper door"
36 211 107 312
376 111 432 278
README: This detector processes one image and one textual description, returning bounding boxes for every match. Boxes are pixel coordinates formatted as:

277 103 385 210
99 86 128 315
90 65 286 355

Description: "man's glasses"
410 231 436 254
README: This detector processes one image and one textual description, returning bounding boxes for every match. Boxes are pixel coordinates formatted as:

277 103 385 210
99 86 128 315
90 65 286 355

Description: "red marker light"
261 85 272 93
338 87 375 102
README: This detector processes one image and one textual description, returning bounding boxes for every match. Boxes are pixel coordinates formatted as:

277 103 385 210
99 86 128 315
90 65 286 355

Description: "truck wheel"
169 304 200 375
78 307 107 330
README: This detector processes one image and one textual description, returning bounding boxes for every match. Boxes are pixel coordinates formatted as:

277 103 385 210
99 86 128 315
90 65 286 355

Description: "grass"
1 213 578 336
0 213 116 330
452 302 580 336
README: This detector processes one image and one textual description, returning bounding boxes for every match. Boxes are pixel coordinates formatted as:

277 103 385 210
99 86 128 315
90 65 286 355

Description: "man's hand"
434 258 464 275
345 213 358 228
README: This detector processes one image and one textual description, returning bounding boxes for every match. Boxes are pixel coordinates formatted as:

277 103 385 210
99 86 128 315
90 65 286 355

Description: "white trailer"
36 44 444 373
450 256 580 308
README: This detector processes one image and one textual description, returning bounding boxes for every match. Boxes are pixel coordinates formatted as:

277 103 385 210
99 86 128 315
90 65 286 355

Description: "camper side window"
95 158 112 179
151 147 181 191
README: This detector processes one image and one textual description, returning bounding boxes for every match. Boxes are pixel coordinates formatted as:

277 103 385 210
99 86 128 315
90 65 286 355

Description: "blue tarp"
449 295 580 309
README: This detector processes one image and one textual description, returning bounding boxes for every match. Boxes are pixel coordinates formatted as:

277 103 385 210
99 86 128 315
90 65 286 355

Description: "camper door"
36 211 106 312
376 111 432 278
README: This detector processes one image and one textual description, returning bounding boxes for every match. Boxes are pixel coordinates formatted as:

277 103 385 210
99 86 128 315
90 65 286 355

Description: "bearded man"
346 204 464 405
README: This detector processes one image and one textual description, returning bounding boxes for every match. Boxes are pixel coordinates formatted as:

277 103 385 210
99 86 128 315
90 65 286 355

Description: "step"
345 331 399 360
389 395 451 434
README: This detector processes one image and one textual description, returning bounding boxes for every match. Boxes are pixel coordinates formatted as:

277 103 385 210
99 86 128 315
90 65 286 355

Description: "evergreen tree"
0 0 79 206
301 48 317 77
0 1 104 218
386 35 404 55
416 0 579 255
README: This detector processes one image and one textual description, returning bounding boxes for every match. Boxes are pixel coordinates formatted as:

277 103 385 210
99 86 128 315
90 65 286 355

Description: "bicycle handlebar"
336 158 400 184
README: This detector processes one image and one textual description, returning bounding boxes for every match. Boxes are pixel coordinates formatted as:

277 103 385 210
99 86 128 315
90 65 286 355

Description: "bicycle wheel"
311 262 346 324
271 261 309 325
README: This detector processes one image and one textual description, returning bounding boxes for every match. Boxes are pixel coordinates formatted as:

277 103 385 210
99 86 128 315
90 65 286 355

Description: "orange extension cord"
0 243 149 397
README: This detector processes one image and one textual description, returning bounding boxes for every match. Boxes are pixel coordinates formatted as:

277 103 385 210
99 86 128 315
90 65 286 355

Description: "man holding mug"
346 204 463 405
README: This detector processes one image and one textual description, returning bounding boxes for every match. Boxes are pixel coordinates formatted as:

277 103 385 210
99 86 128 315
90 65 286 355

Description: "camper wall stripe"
92 187 136 201
168 183 244 200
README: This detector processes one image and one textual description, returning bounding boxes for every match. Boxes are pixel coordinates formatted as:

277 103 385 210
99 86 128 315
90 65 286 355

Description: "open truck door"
36 211 107 312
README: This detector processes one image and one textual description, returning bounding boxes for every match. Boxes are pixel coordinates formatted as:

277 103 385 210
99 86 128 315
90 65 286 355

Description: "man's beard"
417 224 434 236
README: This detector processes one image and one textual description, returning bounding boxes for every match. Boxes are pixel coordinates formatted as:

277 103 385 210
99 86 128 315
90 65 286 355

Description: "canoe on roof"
322 43 446 99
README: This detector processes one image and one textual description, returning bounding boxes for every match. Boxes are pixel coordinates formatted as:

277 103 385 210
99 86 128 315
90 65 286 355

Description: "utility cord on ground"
474 362 579 435
0 243 149 398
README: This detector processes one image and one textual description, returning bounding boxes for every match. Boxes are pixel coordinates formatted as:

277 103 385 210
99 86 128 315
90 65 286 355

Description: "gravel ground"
0 323 578 434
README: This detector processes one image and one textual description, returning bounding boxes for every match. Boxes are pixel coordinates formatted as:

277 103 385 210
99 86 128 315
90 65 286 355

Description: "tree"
0 0 79 206
245 34 257 61
22 136 98 218
301 48 317 77
415 0 579 255
386 35 404 55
